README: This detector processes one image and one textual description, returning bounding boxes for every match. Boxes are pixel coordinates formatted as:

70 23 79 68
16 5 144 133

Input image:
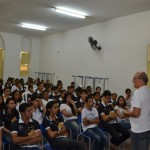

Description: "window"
20 51 30 77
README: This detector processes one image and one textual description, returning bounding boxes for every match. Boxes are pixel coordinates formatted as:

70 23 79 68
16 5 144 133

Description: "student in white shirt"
114 96 131 129
60 92 79 140
31 96 44 125
41 90 53 108
82 95 107 150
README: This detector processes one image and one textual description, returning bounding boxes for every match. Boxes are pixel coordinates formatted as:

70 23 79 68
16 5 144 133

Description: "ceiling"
0 0 150 37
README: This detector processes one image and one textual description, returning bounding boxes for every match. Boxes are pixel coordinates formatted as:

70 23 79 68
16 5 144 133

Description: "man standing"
10 103 42 150
124 72 150 150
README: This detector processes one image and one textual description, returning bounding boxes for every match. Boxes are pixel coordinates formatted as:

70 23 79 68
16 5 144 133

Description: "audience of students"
0 77 134 150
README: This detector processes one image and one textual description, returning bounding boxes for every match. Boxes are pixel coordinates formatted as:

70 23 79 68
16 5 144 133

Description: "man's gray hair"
139 72 148 84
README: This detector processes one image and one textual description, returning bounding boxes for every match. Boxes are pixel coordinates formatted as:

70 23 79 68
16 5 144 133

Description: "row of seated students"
0 77 131 150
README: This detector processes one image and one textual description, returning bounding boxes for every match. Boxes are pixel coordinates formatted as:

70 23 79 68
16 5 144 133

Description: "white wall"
0 32 40 82
40 10 150 95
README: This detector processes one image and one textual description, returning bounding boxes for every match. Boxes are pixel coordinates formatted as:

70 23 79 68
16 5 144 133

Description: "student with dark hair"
93 92 101 109
109 93 118 108
11 79 22 93
31 96 44 125
42 101 83 150
114 96 131 129
3 87 11 103
5 77 13 90
86 86 92 94
41 90 53 108
60 92 79 140
75 89 88 114
49 86 60 100
82 95 107 150
72 86 82 102
0 95 4 112
12 90 23 111
57 89 66 106
2 98 19 148
98 90 130 149
125 88 132 108
34 82 44 99
10 103 42 150
22 85 34 103
95 86 101 95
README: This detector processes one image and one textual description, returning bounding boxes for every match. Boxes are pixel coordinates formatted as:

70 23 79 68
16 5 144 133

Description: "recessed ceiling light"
55 7 87 19
21 23 47 31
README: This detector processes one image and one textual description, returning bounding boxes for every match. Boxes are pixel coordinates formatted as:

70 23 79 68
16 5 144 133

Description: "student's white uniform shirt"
130 85 150 133
60 104 77 122
82 107 98 132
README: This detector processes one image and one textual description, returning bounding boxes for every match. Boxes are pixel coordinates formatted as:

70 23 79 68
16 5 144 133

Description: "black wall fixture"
88 36 102 50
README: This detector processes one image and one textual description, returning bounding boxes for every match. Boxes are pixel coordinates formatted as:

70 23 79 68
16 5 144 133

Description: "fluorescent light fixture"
21 23 46 31
55 7 86 19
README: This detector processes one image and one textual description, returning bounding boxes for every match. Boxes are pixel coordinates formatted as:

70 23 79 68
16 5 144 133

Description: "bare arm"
61 109 73 117
24 131 42 144
101 111 117 122
3 127 10 133
11 130 41 145
70 100 78 114
124 107 141 118
115 109 126 119
83 117 99 126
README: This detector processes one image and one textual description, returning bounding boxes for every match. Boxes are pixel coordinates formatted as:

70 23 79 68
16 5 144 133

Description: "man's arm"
124 107 141 118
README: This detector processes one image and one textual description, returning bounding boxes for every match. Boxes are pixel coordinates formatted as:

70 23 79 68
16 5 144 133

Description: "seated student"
12 90 24 111
0 120 3 150
10 103 42 150
34 82 44 99
98 90 130 149
56 89 66 106
22 85 34 103
60 92 79 140
82 95 107 150
114 96 131 129
31 96 44 125
75 89 88 114
124 88 132 108
93 92 101 109
95 86 102 95
72 86 82 102
42 101 84 150
0 95 4 114
49 86 60 100
2 98 19 146
11 79 23 93
3 87 11 103
109 93 118 108
41 90 53 108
